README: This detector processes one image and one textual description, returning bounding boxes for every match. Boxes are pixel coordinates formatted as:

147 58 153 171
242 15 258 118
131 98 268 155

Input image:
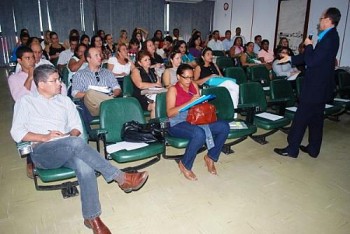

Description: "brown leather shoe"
26 162 34 179
119 171 149 193
178 161 197 181
204 155 217 175
84 217 111 234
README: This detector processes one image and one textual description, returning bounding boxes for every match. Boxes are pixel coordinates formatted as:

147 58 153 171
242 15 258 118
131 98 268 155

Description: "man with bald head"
72 47 121 116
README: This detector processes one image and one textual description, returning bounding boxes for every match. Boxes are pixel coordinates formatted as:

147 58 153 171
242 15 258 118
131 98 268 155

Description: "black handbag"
121 121 164 143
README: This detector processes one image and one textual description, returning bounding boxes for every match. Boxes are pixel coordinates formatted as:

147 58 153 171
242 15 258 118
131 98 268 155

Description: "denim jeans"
31 136 124 219
168 120 229 170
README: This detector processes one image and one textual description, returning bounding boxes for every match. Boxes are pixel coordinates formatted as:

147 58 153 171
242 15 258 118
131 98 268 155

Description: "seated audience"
128 38 140 63
222 30 233 53
152 29 164 48
46 31 65 65
105 34 116 55
80 34 90 46
174 40 196 67
131 50 162 119
9 46 67 102
277 37 294 56
172 28 183 42
10 32 30 62
162 36 174 58
117 29 128 46
240 42 262 67
41 30 51 51
143 39 164 77
207 30 224 52
166 64 230 180
107 43 135 87
272 46 300 78
67 43 88 87
232 27 246 45
57 36 79 73
15 43 52 73
72 47 121 116
162 51 182 88
63 29 79 49
258 39 274 65
10 64 149 234
91 35 111 61
153 38 166 59
188 34 203 58
229 37 244 66
253 35 262 54
132 27 149 49
97 30 106 44
194 47 239 110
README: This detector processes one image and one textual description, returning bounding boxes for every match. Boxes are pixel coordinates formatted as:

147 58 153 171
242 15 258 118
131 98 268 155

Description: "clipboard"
179 94 216 112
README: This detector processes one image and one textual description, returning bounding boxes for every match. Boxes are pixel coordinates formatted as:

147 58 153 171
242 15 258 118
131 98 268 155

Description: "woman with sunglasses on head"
194 47 240 113
166 64 229 181
131 50 162 119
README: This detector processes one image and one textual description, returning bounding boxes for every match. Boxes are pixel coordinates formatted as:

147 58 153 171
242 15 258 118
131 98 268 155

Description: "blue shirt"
318 27 333 42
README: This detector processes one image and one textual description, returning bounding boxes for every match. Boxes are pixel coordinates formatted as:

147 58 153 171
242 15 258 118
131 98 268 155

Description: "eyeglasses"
45 78 62 83
95 72 100 82
180 75 194 80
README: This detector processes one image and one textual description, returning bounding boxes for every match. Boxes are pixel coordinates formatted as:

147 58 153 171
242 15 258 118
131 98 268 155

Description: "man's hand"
304 37 313 46
43 130 65 142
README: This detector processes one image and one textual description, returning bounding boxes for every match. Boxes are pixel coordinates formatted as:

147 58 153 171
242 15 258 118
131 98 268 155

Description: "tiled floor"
0 70 349 233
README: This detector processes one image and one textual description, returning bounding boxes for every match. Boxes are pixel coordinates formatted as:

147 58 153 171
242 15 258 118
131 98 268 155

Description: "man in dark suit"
274 7 341 158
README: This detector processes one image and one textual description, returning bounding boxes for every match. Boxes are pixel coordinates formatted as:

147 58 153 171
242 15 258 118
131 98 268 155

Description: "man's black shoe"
299 145 318 158
274 148 297 158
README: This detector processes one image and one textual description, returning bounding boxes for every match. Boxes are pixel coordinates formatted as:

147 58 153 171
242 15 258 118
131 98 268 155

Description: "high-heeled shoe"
178 161 197 181
204 155 217 175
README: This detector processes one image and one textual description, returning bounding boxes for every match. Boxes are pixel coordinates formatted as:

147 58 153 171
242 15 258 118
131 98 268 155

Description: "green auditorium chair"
239 82 291 144
99 97 164 171
216 56 234 73
202 87 257 154
225 67 247 85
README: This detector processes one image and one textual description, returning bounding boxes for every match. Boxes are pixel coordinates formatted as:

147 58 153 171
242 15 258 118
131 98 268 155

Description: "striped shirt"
71 67 120 97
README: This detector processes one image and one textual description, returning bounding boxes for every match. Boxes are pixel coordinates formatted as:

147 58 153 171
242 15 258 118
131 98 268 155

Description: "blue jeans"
31 137 124 219
168 120 230 170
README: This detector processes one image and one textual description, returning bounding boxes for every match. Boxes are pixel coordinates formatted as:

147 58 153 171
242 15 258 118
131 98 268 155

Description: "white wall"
213 0 349 66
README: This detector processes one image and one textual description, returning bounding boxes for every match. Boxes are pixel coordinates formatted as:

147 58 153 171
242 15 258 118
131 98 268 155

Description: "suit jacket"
292 27 339 104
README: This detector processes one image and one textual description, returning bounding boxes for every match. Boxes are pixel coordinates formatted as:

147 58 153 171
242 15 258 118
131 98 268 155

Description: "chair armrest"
268 98 289 115
16 141 32 158
237 104 256 124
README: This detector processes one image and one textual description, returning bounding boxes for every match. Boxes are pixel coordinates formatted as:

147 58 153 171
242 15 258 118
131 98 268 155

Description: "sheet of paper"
263 87 270 91
287 72 300 81
88 85 111 94
106 141 149 153
48 134 70 142
229 121 248 129
325 104 333 109
286 107 297 112
255 112 283 121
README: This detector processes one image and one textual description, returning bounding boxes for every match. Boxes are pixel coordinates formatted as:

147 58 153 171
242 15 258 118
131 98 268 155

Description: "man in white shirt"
253 35 262 54
207 30 224 51
232 27 247 45
57 36 79 73
10 64 149 233
222 30 233 52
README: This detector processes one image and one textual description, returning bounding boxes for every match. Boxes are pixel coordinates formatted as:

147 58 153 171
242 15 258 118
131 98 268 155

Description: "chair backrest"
338 70 350 88
246 65 270 86
224 67 247 85
270 79 295 107
123 75 134 97
155 92 167 119
100 97 145 143
202 87 234 121
239 82 267 112
212 50 225 57
61 66 70 87
216 56 234 71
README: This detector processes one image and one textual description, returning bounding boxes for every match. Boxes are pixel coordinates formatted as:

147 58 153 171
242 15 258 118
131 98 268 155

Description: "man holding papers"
11 65 148 233
274 8 341 158
72 47 121 116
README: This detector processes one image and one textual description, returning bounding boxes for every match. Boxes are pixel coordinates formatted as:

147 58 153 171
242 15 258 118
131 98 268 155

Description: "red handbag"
186 102 217 125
